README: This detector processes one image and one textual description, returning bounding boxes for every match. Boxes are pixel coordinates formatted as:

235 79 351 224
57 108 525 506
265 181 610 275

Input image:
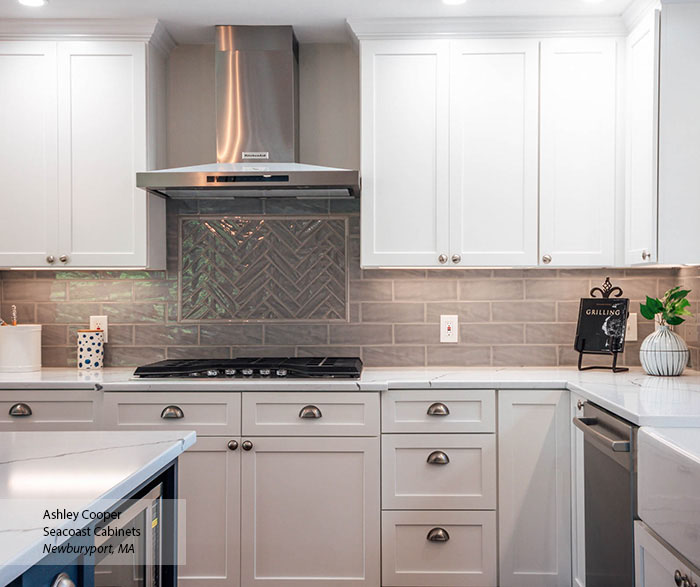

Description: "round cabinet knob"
451 254 461 264
542 254 552 264
438 254 448 264
427 450 450 465
426 527 450 542
160 405 184 419
51 573 76 587
675 570 686 586
642 250 651 261
577 399 585 411
59 255 69 263
46 255 55 264
299 405 322 419
242 440 253 451
427 402 450 416
9 403 32 417
227 440 239 451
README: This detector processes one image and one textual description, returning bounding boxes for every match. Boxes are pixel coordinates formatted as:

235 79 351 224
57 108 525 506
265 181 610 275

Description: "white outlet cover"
440 314 459 343
626 313 638 342
89 315 109 343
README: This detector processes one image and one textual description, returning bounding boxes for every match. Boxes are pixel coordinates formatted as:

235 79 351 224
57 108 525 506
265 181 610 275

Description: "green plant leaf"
646 296 664 314
640 303 656 321
666 315 685 325
668 289 691 302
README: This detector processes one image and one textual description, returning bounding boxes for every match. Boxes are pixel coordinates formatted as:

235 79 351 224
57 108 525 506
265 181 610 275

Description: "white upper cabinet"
625 12 660 266
0 24 168 269
360 40 450 268
539 39 618 267
0 42 58 268
449 40 539 267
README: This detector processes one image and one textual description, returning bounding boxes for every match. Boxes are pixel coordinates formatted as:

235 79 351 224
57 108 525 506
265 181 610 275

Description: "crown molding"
623 0 661 31
0 18 175 49
347 16 628 40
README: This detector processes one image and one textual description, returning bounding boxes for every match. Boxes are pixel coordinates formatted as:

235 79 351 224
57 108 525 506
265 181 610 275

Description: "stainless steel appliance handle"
427 451 450 465
161 405 184 419
573 417 630 452
299 405 322 419
426 527 450 542
9 403 32 417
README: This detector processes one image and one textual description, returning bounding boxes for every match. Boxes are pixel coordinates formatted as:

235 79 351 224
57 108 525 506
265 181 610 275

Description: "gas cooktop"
133 357 363 379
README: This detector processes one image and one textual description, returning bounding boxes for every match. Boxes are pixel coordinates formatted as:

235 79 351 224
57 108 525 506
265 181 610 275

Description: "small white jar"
0 325 42 372
77 329 105 370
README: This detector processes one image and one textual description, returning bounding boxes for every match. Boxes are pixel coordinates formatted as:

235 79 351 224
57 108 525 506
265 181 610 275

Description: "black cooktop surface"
133 357 363 379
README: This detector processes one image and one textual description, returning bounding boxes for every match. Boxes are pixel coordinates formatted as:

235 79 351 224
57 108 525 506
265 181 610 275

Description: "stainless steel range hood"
137 25 360 198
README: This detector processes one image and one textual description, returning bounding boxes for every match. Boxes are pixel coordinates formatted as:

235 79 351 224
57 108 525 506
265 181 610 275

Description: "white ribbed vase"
639 325 689 376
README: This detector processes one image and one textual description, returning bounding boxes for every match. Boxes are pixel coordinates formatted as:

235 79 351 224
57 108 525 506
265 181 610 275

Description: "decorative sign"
574 277 630 372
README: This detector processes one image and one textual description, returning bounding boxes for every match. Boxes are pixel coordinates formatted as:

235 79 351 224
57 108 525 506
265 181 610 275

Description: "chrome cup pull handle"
51 573 76 587
427 451 450 465
9 403 32 417
427 527 450 542
427 402 450 416
161 405 184 419
299 405 322 419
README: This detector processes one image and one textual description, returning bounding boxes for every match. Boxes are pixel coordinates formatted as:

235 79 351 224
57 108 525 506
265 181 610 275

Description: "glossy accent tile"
199 324 264 345
180 217 347 321
426 345 491 367
362 345 426 367
329 324 393 345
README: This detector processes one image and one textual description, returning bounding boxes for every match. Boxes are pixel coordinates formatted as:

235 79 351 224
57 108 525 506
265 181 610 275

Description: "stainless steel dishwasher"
574 401 638 587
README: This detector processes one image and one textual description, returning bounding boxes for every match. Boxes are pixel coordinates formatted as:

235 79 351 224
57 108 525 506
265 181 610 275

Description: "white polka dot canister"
77 329 104 370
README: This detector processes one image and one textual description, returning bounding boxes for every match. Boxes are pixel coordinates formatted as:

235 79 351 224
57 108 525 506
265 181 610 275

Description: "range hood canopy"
137 25 360 198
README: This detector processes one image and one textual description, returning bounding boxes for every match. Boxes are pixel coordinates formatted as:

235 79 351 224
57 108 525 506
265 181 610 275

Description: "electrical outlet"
626 313 638 342
89 315 108 343
440 315 459 343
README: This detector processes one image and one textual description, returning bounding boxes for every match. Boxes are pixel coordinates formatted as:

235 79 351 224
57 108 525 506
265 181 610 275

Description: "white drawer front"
242 392 379 436
382 510 497 587
103 392 241 436
382 390 495 433
0 394 96 430
382 434 496 510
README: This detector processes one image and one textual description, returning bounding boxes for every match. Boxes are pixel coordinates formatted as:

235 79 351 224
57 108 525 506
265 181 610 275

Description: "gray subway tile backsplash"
2 203 694 368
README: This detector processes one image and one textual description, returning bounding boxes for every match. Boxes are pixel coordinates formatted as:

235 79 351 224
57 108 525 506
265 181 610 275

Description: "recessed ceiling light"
442 0 467 5
17 0 48 6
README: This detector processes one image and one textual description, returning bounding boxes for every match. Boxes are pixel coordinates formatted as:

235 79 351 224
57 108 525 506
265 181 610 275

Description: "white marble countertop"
0 429 196 585
2 366 700 426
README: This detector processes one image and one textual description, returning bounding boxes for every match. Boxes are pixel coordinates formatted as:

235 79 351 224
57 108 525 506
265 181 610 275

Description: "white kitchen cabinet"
179 436 241 587
0 23 168 269
625 12 660 266
635 521 699 587
570 393 586 587
498 389 571 587
657 1 700 265
0 390 98 430
360 40 450 268
0 42 59 268
449 39 539 267
540 39 618 267
240 436 380 586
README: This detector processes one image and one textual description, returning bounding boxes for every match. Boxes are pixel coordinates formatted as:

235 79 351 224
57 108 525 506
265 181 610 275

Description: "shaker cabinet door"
539 39 618 267
0 42 59 268
449 39 539 267
56 41 151 267
360 40 450 268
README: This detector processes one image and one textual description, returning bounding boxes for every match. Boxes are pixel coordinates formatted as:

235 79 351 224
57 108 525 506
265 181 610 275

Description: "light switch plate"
626 313 638 342
440 315 459 343
89 315 108 343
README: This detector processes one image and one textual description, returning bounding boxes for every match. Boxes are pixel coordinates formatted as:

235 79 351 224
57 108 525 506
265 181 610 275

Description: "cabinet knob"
427 402 450 416
160 405 184 419
426 527 450 542
451 254 461 264
9 403 32 417
46 255 55 264
299 405 322 419
642 250 650 261
577 399 585 411
242 440 253 451
227 440 239 451
438 254 448 264
542 254 552 264
427 450 450 465
59 255 69 263
675 570 690 586
51 573 76 587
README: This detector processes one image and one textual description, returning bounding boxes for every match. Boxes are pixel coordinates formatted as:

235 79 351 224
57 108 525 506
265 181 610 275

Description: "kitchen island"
0 430 196 586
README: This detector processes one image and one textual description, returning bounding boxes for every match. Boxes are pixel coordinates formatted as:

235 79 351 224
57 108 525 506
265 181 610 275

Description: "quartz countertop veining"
0 430 196 585
2 367 700 426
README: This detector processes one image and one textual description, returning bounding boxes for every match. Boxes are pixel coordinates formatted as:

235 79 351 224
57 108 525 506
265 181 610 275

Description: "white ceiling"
1 0 638 43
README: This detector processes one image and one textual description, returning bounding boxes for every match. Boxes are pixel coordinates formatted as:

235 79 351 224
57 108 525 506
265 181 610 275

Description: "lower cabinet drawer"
382 434 496 510
102 392 241 436
382 510 497 587
0 393 97 430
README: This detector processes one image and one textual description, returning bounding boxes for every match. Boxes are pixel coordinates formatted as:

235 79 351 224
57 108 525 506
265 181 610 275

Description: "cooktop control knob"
242 368 254 376
259 368 271 376
224 369 236 377
206 370 219 377
277 369 288 377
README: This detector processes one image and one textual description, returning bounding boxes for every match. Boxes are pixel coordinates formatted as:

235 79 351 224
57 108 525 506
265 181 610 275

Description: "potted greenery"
639 286 693 376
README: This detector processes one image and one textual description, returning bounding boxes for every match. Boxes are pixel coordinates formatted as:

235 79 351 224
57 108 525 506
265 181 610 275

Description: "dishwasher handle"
573 416 631 452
